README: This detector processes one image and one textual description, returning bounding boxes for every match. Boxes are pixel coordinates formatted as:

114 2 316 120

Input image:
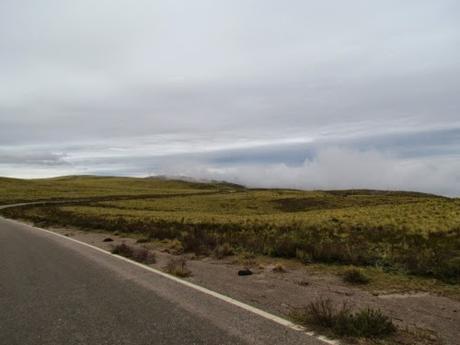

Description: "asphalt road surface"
0 215 328 345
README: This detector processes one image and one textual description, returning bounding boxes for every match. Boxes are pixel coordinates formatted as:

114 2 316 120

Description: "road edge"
0 204 338 345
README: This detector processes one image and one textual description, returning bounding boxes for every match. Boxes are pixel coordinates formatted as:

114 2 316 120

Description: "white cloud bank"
158 148 460 197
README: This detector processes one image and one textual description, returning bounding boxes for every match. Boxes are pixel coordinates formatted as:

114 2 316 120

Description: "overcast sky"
1 0 459 195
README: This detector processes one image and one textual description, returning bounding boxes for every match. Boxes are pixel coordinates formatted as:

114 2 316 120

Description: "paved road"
0 215 327 345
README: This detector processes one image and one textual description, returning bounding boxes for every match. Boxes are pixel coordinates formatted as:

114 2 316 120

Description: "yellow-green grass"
71 192 460 233
0 175 234 205
1 177 459 283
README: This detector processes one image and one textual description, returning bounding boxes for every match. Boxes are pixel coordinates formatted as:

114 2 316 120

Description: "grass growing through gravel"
290 298 396 339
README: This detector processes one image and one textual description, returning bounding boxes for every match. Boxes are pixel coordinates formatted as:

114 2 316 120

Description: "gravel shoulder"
42 225 460 345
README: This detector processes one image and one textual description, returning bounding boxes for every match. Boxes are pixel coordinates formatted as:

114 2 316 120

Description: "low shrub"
238 250 257 268
342 268 370 284
295 249 312 264
213 243 234 259
131 248 156 264
291 298 396 338
164 258 192 277
335 308 396 338
111 243 133 257
111 243 156 264
163 239 184 255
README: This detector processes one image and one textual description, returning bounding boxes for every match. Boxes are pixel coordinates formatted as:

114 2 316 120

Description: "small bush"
213 243 234 259
238 250 257 268
291 298 396 339
111 243 156 264
131 248 156 264
343 268 370 284
297 298 336 328
163 239 184 255
111 243 133 257
295 249 312 264
335 308 396 338
164 258 192 277
136 237 150 243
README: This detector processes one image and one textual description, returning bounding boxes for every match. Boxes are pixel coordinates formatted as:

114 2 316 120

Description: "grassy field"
1 176 459 283
0 175 237 205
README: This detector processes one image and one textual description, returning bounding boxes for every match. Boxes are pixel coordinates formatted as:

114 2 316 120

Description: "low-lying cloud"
154 148 460 197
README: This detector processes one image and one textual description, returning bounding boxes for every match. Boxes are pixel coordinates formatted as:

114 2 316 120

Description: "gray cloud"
0 1 459 195
0 150 68 166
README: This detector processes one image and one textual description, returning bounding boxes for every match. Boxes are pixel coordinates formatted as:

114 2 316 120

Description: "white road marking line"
2 216 339 345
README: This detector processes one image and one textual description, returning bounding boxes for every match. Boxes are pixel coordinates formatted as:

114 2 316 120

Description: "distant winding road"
0 204 328 345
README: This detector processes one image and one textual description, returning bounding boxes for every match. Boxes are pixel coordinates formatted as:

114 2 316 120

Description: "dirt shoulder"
31 225 457 345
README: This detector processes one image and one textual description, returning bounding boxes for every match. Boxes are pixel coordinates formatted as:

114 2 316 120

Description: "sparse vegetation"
1 176 456 344
291 298 396 338
111 243 156 264
1 176 459 285
161 239 184 255
164 258 192 277
213 243 234 259
343 268 371 284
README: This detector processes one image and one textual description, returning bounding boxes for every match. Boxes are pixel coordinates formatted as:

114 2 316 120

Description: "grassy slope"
0 175 236 205
1 176 459 283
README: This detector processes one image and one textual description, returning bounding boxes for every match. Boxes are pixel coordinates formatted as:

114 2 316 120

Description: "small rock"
103 237 114 242
238 268 253 276
296 280 310 287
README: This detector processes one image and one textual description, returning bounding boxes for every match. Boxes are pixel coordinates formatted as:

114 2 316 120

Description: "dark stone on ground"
238 269 253 276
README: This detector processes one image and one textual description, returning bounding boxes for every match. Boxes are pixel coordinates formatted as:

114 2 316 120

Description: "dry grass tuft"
272 263 287 273
213 243 234 259
164 257 192 277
